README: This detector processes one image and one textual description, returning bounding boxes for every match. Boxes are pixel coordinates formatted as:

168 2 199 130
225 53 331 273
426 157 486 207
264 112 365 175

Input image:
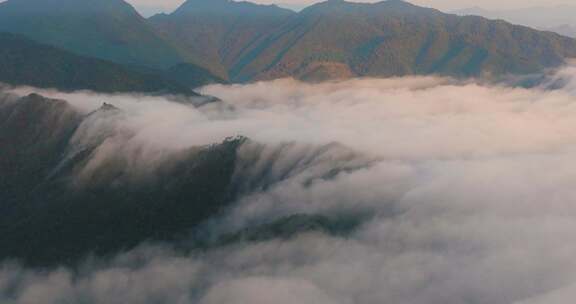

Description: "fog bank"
4 67 576 303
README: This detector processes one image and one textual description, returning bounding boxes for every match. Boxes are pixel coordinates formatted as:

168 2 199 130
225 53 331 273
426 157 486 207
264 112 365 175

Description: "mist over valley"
2 0 576 303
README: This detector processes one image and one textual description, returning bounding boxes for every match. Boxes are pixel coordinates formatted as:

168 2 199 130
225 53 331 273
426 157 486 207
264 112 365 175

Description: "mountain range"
205 0 576 81
151 0 576 81
0 0 575 90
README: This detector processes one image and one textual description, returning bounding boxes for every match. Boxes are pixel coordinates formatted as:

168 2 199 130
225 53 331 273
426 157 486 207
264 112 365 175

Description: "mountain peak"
301 0 431 17
99 102 120 112
173 0 293 16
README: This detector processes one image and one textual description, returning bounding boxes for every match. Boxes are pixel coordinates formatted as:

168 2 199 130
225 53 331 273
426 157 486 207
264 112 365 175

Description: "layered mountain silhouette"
0 0 575 84
0 33 204 95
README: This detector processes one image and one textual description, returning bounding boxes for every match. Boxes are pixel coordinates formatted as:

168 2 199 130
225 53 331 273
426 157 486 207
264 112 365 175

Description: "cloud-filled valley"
4 67 576 303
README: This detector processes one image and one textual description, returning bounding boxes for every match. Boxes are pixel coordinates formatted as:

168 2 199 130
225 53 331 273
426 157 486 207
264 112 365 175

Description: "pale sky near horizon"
127 0 576 14
0 0 573 14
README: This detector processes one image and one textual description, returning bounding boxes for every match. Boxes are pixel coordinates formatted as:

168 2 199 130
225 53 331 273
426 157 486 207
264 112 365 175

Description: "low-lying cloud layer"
4 67 576 303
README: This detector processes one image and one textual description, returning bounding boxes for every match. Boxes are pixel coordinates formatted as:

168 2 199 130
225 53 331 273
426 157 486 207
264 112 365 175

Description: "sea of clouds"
4 67 576 303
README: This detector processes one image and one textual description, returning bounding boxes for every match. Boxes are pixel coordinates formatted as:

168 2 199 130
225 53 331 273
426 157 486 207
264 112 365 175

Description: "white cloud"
5 66 576 303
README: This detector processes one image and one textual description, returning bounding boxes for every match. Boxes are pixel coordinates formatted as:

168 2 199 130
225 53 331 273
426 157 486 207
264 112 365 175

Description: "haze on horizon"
0 0 574 15
122 0 576 15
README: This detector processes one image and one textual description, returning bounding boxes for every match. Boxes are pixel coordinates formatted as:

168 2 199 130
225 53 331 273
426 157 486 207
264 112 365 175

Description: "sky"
127 0 576 15
0 0 573 15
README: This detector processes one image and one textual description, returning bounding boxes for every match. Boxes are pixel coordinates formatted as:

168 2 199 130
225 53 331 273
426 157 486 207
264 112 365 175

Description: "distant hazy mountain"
455 5 576 38
0 0 188 68
149 0 295 79
0 33 210 95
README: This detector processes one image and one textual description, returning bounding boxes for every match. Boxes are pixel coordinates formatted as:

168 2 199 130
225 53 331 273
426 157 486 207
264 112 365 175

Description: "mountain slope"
162 63 228 88
149 0 296 79
230 0 576 81
0 92 366 266
0 93 243 265
0 33 202 95
0 0 187 68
